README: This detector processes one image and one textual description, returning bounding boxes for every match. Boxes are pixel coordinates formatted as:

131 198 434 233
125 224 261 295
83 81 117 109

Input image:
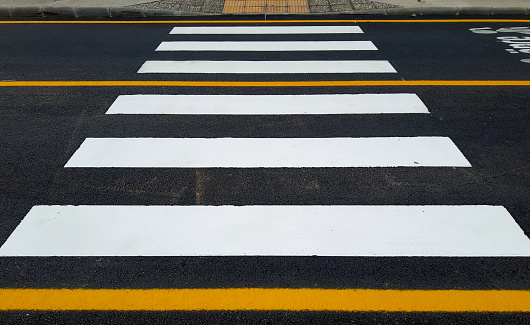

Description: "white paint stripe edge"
169 26 364 34
137 61 397 74
64 137 471 168
1 206 529 256
155 41 378 51
106 94 430 115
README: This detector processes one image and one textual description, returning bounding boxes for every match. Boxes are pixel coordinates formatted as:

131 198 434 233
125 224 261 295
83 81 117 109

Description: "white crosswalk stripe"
2 205 529 257
155 41 378 51
106 94 430 115
168 26 364 34
64 137 471 168
137 60 397 74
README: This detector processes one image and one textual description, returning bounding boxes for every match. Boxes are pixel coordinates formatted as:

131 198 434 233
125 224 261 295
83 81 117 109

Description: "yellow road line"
1 19 530 24
0 80 529 87
1 288 529 311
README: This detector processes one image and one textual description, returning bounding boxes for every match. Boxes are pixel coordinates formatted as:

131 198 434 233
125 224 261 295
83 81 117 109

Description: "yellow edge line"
1 19 530 24
1 80 530 87
1 289 530 311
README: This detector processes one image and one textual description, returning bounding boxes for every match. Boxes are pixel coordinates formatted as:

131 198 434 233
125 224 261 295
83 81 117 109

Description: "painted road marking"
137 60 397 74
1 288 530 311
155 41 378 52
1 206 529 257
2 80 529 87
169 26 363 34
106 94 429 115
2 20 530 24
64 137 471 168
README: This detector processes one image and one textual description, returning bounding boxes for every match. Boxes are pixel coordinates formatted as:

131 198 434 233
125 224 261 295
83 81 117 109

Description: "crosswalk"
155 41 378 51
137 60 397 74
106 94 430 114
65 137 471 168
167 26 363 34
1 206 529 256
1 24 530 258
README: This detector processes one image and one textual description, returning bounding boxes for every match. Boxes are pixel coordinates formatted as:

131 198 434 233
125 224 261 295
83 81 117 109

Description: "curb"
0 6 215 18
0 5 528 18
345 6 530 16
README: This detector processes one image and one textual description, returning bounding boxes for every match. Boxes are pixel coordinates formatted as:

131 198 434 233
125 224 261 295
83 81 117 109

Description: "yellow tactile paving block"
223 0 309 14
268 0 285 6
288 0 307 6
244 0 264 6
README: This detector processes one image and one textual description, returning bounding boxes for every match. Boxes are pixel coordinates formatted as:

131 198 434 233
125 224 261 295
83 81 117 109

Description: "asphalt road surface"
0 16 529 323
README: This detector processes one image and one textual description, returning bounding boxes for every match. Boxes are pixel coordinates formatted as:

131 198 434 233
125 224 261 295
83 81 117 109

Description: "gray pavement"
0 0 529 15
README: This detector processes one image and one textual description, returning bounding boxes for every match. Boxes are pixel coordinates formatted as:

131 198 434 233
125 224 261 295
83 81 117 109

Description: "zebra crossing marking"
1 22 529 315
4 24 528 266
64 137 471 168
1 205 529 257
137 60 397 74
168 26 364 34
155 41 378 52
106 94 429 115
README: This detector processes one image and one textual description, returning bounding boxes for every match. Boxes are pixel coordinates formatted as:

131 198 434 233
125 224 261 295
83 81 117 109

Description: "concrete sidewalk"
0 0 528 16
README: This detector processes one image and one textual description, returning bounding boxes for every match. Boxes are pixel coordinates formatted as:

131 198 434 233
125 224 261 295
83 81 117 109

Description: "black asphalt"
0 16 529 324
